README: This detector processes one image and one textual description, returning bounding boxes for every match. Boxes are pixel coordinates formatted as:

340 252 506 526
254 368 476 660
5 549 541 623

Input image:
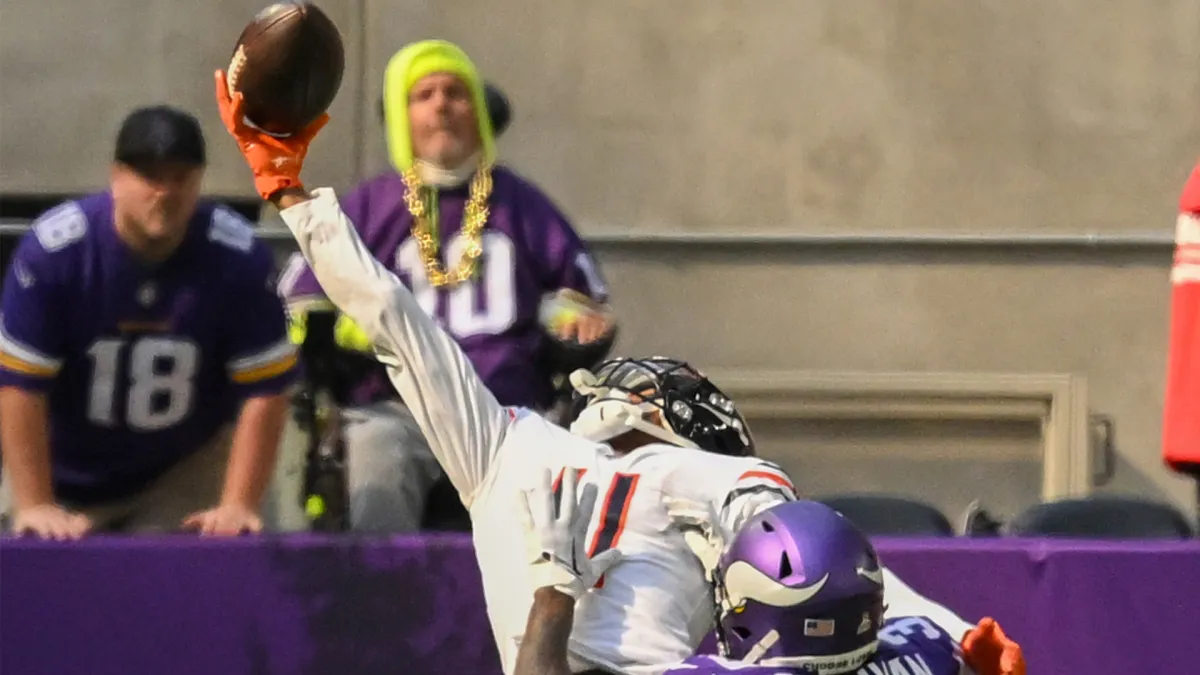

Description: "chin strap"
566 369 699 449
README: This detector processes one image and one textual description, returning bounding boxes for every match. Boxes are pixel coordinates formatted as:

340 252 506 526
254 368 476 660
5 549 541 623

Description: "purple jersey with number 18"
0 192 297 504
278 166 608 410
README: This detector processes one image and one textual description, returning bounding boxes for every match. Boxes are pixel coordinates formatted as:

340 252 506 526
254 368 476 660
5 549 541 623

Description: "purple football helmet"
714 500 885 674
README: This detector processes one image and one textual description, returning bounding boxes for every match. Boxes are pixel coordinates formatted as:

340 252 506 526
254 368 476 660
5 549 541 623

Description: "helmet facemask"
567 357 754 456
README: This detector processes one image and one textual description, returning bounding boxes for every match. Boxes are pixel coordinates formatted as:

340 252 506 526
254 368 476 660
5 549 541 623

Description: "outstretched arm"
272 187 508 507
212 71 508 508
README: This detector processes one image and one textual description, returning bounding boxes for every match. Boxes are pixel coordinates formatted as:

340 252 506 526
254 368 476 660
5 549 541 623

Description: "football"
226 2 345 136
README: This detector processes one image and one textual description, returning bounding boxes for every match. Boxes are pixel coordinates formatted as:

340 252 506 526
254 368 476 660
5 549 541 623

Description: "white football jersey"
472 411 796 673
280 189 973 675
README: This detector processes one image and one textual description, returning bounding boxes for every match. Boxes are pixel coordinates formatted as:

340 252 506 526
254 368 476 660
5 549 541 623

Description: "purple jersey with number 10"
667 617 966 675
279 166 608 410
0 193 297 504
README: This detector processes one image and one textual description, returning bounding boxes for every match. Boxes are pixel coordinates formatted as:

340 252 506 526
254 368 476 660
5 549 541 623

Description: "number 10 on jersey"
86 337 199 432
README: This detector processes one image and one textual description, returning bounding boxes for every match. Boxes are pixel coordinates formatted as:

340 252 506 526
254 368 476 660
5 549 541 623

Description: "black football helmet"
566 356 755 456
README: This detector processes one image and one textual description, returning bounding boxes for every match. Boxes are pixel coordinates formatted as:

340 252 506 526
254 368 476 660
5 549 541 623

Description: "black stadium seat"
816 494 955 537
1007 496 1193 539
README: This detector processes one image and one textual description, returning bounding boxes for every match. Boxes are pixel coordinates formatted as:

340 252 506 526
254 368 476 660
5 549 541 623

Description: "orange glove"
213 70 329 200
961 617 1026 675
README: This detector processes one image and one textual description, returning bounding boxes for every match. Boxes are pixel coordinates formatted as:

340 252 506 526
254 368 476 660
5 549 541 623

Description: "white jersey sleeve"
278 188 509 507
715 459 798 535
662 453 798 544
880 568 975 643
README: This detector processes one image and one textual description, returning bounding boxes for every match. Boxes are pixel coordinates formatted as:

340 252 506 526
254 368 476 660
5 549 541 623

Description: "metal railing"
0 219 1177 251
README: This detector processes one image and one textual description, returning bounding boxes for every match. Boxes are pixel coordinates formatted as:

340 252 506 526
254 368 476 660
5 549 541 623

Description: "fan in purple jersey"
276 39 617 533
0 107 296 539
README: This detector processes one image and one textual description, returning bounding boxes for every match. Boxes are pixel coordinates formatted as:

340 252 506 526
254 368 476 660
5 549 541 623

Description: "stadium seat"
1007 496 1194 539
816 494 956 536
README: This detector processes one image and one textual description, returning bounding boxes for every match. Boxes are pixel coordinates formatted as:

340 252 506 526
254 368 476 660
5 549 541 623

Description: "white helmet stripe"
724 561 829 608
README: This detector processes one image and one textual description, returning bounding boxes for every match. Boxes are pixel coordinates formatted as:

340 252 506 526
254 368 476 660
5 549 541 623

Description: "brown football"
226 2 345 136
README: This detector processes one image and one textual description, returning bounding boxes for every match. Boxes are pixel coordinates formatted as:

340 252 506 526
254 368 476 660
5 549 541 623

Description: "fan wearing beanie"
275 40 618 533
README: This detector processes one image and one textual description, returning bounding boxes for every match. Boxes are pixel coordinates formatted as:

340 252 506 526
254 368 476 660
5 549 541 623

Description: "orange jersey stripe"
737 469 795 492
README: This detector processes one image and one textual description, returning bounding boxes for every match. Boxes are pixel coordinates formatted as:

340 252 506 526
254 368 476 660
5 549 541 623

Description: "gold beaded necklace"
400 160 494 288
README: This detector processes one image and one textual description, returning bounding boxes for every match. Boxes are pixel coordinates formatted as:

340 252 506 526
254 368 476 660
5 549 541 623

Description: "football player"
514 475 1026 675
214 73 1021 675
0 106 296 538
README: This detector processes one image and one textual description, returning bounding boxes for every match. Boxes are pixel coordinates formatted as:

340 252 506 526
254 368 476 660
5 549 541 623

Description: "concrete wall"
5 2 1199 226
595 243 1188 522
2 1 1197 521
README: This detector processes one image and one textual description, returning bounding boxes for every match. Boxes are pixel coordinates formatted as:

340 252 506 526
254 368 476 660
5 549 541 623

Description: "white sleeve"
278 188 509 507
880 568 975 643
716 460 798 535
664 459 795 582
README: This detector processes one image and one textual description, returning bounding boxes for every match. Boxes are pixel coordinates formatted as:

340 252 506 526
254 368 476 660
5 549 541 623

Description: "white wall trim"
703 369 1092 501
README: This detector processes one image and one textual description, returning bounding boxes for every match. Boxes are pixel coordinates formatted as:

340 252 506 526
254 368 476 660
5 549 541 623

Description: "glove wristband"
530 558 585 599
255 172 304 202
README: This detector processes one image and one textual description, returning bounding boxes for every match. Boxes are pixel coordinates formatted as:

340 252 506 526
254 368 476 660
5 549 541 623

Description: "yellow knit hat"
382 39 496 172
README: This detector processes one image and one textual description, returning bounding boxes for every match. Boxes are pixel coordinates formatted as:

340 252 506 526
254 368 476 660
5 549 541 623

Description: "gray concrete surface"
2 0 1197 521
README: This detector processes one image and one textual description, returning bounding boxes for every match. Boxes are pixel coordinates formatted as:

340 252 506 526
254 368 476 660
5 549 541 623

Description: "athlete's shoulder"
591 443 696 478
8 197 110 295
639 444 789 480
873 615 963 674
25 194 109 259
339 171 403 230
622 442 706 463
201 203 262 256
490 164 564 212
196 203 277 282
348 170 403 198
506 407 608 460
728 457 794 491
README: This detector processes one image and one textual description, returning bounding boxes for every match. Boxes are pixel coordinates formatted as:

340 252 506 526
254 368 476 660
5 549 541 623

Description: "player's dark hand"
182 503 263 536
12 504 91 540
962 617 1026 675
